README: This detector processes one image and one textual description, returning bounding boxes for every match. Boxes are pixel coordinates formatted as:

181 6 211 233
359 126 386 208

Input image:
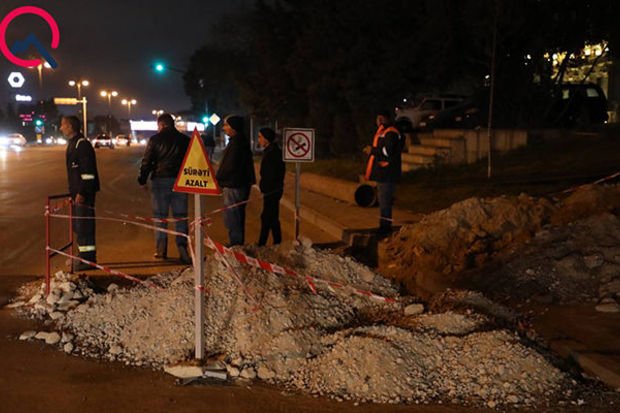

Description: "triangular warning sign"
173 128 221 195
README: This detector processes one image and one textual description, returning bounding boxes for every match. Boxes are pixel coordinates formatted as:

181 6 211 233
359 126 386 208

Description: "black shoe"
154 252 167 259
73 262 95 272
178 246 192 265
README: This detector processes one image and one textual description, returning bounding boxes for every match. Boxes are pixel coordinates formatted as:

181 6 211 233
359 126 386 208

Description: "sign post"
174 128 221 360
282 128 315 241
54 97 88 137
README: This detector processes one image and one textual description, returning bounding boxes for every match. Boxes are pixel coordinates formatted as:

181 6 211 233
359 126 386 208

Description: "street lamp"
152 109 164 119
121 98 137 118
30 61 51 90
68 79 90 99
100 90 119 135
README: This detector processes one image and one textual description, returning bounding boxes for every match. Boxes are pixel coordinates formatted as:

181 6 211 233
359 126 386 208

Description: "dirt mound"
9 242 572 408
379 194 555 296
379 185 620 298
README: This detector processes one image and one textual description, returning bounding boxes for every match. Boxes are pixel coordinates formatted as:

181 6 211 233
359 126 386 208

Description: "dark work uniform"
258 142 285 246
66 134 100 264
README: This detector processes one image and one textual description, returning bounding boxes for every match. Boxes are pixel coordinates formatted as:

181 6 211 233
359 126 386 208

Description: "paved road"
0 145 334 278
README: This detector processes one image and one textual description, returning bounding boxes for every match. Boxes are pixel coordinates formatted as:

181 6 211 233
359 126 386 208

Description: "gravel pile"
10 242 571 408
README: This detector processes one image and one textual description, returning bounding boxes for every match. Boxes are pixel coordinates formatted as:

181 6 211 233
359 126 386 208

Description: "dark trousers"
151 177 189 256
258 191 282 246
222 186 251 246
377 181 396 234
72 193 96 262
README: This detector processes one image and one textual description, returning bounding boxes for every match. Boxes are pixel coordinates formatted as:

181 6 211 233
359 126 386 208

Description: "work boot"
73 261 95 272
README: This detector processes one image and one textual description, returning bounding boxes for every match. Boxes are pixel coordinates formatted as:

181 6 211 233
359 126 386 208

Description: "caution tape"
46 213 191 240
556 169 620 195
47 246 158 288
202 235 399 304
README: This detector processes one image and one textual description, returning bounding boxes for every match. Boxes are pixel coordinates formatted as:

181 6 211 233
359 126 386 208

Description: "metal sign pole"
82 98 88 138
295 162 301 240
194 194 205 360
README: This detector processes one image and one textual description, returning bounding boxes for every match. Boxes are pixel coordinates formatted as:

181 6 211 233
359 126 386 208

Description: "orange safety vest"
364 125 400 180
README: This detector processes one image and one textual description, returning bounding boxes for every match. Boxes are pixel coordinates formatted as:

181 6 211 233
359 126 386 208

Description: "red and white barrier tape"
203 235 399 304
47 246 157 288
46 213 190 240
559 170 620 194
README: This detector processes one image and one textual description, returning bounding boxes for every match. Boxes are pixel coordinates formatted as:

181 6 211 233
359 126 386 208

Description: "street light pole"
100 90 118 136
121 98 137 118
68 79 89 99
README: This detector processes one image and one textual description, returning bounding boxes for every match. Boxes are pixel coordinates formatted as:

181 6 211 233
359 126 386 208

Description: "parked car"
395 95 465 128
92 134 115 149
546 83 608 127
0 133 27 147
114 134 131 147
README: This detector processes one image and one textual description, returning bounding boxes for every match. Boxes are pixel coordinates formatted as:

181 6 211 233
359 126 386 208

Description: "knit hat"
224 115 244 133
259 127 276 143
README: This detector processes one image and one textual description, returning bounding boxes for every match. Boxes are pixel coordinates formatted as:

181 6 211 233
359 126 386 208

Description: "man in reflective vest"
363 110 403 236
61 115 100 271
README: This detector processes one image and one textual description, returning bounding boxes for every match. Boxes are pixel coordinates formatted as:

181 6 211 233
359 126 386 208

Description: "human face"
222 122 236 137
258 132 268 148
376 115 388 128
60 118 74 138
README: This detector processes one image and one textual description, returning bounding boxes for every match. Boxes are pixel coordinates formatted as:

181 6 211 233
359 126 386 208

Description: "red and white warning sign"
283 128 315 162
174 128 221 195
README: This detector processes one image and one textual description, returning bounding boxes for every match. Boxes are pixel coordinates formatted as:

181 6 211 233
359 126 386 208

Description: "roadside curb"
280 195 346 241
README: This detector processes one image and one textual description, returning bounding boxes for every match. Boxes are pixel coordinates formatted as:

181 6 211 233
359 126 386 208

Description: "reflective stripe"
78 245 96 252
76 138 86 149
382 147 389 157
81 174 95 180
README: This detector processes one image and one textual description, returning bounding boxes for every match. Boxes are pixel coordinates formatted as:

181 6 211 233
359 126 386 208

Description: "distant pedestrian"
202 130 216 162
215 115 256 246
61 115 100 271
363 110 403 236
257 127 285 246
138 113 191 264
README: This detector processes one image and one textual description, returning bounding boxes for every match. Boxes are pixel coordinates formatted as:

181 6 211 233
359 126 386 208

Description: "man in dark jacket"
257 127 285 246
363 110 403 236
138 113 191 263
61 115 100 271
215 115 256 246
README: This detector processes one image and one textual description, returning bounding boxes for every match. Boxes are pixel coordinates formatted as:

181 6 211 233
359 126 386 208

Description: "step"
408 144 451 157
402 162 428 172
402 152 435 165
418 136 463 148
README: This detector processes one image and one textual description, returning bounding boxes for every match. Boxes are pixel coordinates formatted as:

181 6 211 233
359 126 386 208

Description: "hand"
363 145 372 155
75 193 86 205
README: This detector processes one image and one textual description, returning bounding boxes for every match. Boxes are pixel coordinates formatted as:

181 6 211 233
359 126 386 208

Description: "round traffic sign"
286 132 311 158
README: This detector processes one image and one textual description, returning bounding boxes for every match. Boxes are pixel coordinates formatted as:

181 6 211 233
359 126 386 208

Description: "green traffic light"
154 63 165 73
202 116 209 124
35 119 43 126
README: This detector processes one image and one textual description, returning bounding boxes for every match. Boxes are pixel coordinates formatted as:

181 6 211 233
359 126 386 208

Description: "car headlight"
57 138 67 145
0 137 8 146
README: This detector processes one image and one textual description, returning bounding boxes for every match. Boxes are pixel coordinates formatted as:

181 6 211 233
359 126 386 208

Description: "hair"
259 127 276 143
63 116 81 133
376 109 393 119
157 113 175 128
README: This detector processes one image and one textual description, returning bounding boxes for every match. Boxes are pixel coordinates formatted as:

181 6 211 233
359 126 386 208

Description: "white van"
395 96 465 128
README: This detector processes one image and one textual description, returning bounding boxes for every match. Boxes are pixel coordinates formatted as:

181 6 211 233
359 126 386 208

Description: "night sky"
0 0 247 120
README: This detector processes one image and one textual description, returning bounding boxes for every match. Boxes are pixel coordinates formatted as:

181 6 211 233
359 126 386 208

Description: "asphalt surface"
0 144 335 278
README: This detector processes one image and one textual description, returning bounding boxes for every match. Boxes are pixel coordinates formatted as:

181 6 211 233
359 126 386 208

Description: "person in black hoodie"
138 113 191 263
257 127 285 246
216 115 256 246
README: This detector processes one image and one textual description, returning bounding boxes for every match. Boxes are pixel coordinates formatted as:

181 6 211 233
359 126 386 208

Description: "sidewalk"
280 172 421 242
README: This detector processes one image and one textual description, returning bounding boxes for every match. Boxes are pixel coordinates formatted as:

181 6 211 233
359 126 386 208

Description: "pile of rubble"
379 185 620 312
8 242 573 408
